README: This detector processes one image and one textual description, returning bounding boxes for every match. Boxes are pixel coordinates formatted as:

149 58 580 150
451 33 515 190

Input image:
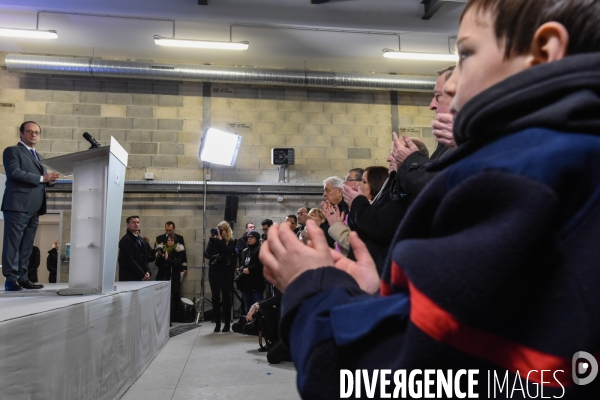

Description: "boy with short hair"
259 0 600 398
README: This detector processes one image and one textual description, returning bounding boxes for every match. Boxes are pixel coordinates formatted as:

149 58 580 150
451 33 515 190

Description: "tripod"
194 263 212 324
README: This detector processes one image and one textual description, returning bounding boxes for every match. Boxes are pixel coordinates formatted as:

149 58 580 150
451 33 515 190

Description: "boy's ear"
526 22 570 67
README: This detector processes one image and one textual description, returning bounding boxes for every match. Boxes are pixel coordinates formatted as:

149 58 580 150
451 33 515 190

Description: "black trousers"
208 266 233 324
2 211 38 282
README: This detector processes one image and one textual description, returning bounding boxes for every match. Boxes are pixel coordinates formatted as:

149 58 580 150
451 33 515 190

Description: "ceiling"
0 0 466 76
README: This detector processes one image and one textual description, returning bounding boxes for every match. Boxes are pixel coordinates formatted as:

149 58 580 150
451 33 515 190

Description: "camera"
210 228 217 235
156 245 165 256
271 148 295 165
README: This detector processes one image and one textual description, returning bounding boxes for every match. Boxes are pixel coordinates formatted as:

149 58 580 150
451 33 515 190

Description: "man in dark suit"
2 121 59 291
27 245 40 283
46 240 59 283
155 221 187 279
118 216 150 281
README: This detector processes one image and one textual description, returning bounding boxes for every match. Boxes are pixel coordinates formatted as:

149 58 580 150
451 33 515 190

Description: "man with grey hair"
392 66 456 195
320 176 347 249
322 176 348 214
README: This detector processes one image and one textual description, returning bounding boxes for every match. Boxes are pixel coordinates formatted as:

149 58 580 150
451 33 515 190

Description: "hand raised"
322 201 345 225
330 231 380 294
392 132 419 165
342 184 360 207
431 113 456 148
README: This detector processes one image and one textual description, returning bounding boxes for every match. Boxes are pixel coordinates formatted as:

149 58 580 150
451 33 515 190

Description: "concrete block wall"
0 55 437 303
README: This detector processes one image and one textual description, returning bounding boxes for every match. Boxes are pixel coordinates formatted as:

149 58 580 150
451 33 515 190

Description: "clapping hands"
260 220 380 294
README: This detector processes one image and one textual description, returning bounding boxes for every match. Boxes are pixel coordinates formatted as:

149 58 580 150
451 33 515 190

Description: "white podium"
41 137 128 295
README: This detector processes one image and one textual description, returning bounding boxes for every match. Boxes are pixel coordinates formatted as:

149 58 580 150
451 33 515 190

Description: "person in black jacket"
27 245 40 283
336 144 428 274
118 216 150 282
237 230 264 313
155 233 185 323
46 240 58 283
204 220 237 333
392 67 456 198
236 222 255 266
155 221 187 279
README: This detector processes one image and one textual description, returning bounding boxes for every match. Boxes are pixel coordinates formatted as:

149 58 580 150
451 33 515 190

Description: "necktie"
30 149 40 166
136 235 144 250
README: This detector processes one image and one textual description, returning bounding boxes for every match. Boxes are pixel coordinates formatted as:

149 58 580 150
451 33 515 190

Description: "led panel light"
383 50 458 62
154 36 248 50
199 128 242 166
0 28 58 39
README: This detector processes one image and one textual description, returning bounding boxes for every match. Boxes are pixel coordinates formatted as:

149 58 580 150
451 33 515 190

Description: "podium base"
58 287 102 296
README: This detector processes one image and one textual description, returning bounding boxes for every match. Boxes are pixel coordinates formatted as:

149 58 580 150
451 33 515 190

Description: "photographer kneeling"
155 234 186 324
245 286 291 364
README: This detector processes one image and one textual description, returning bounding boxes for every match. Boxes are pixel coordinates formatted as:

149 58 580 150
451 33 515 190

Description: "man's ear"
526 22 570 67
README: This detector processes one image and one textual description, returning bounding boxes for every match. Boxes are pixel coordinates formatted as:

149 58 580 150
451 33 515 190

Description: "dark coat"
238 243 265 292
1 143 50 215
346 172 411 274
204 236 237 273
27 245 40 282
143 239 156 263
118 229 150 281
46 247 58 283
278 53 600 399
155 233 187 268
46 247 57 274
155 247 185 294
237 233 248 266
395 142 452 197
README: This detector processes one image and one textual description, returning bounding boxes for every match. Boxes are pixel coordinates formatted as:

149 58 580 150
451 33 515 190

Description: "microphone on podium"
83 132 102 149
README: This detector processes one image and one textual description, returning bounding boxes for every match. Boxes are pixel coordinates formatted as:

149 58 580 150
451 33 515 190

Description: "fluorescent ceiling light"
154 36 248 50
0 28 57 39
383 49 458 62
199 128 243 166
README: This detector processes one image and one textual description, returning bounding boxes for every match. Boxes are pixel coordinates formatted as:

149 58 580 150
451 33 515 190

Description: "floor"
121 323 301 400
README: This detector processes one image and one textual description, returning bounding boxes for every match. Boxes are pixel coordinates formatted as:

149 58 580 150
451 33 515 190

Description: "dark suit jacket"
1 143 48 215
155 233 187 268
118 229 150 281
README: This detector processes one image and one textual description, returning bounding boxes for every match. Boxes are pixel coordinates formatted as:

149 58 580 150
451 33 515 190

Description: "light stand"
195 128 242 324
195 162 212 323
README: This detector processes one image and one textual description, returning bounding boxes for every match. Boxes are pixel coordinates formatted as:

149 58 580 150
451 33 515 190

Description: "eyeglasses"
23 130 40 135
344 176 360 182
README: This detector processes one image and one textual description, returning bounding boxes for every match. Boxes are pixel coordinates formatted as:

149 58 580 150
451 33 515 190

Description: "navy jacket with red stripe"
279 52 600 399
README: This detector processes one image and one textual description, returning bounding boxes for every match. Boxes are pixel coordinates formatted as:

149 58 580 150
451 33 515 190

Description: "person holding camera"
204 221 237 332
236 230 264 313
155 233 186 323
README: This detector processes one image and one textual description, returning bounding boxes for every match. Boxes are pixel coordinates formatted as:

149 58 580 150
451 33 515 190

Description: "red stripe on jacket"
409 282 571 388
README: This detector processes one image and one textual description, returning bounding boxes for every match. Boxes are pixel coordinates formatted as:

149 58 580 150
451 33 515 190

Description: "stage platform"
0 281 170 400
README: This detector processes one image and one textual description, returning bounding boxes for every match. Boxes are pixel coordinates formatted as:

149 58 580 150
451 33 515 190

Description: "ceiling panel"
0 0 465 75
